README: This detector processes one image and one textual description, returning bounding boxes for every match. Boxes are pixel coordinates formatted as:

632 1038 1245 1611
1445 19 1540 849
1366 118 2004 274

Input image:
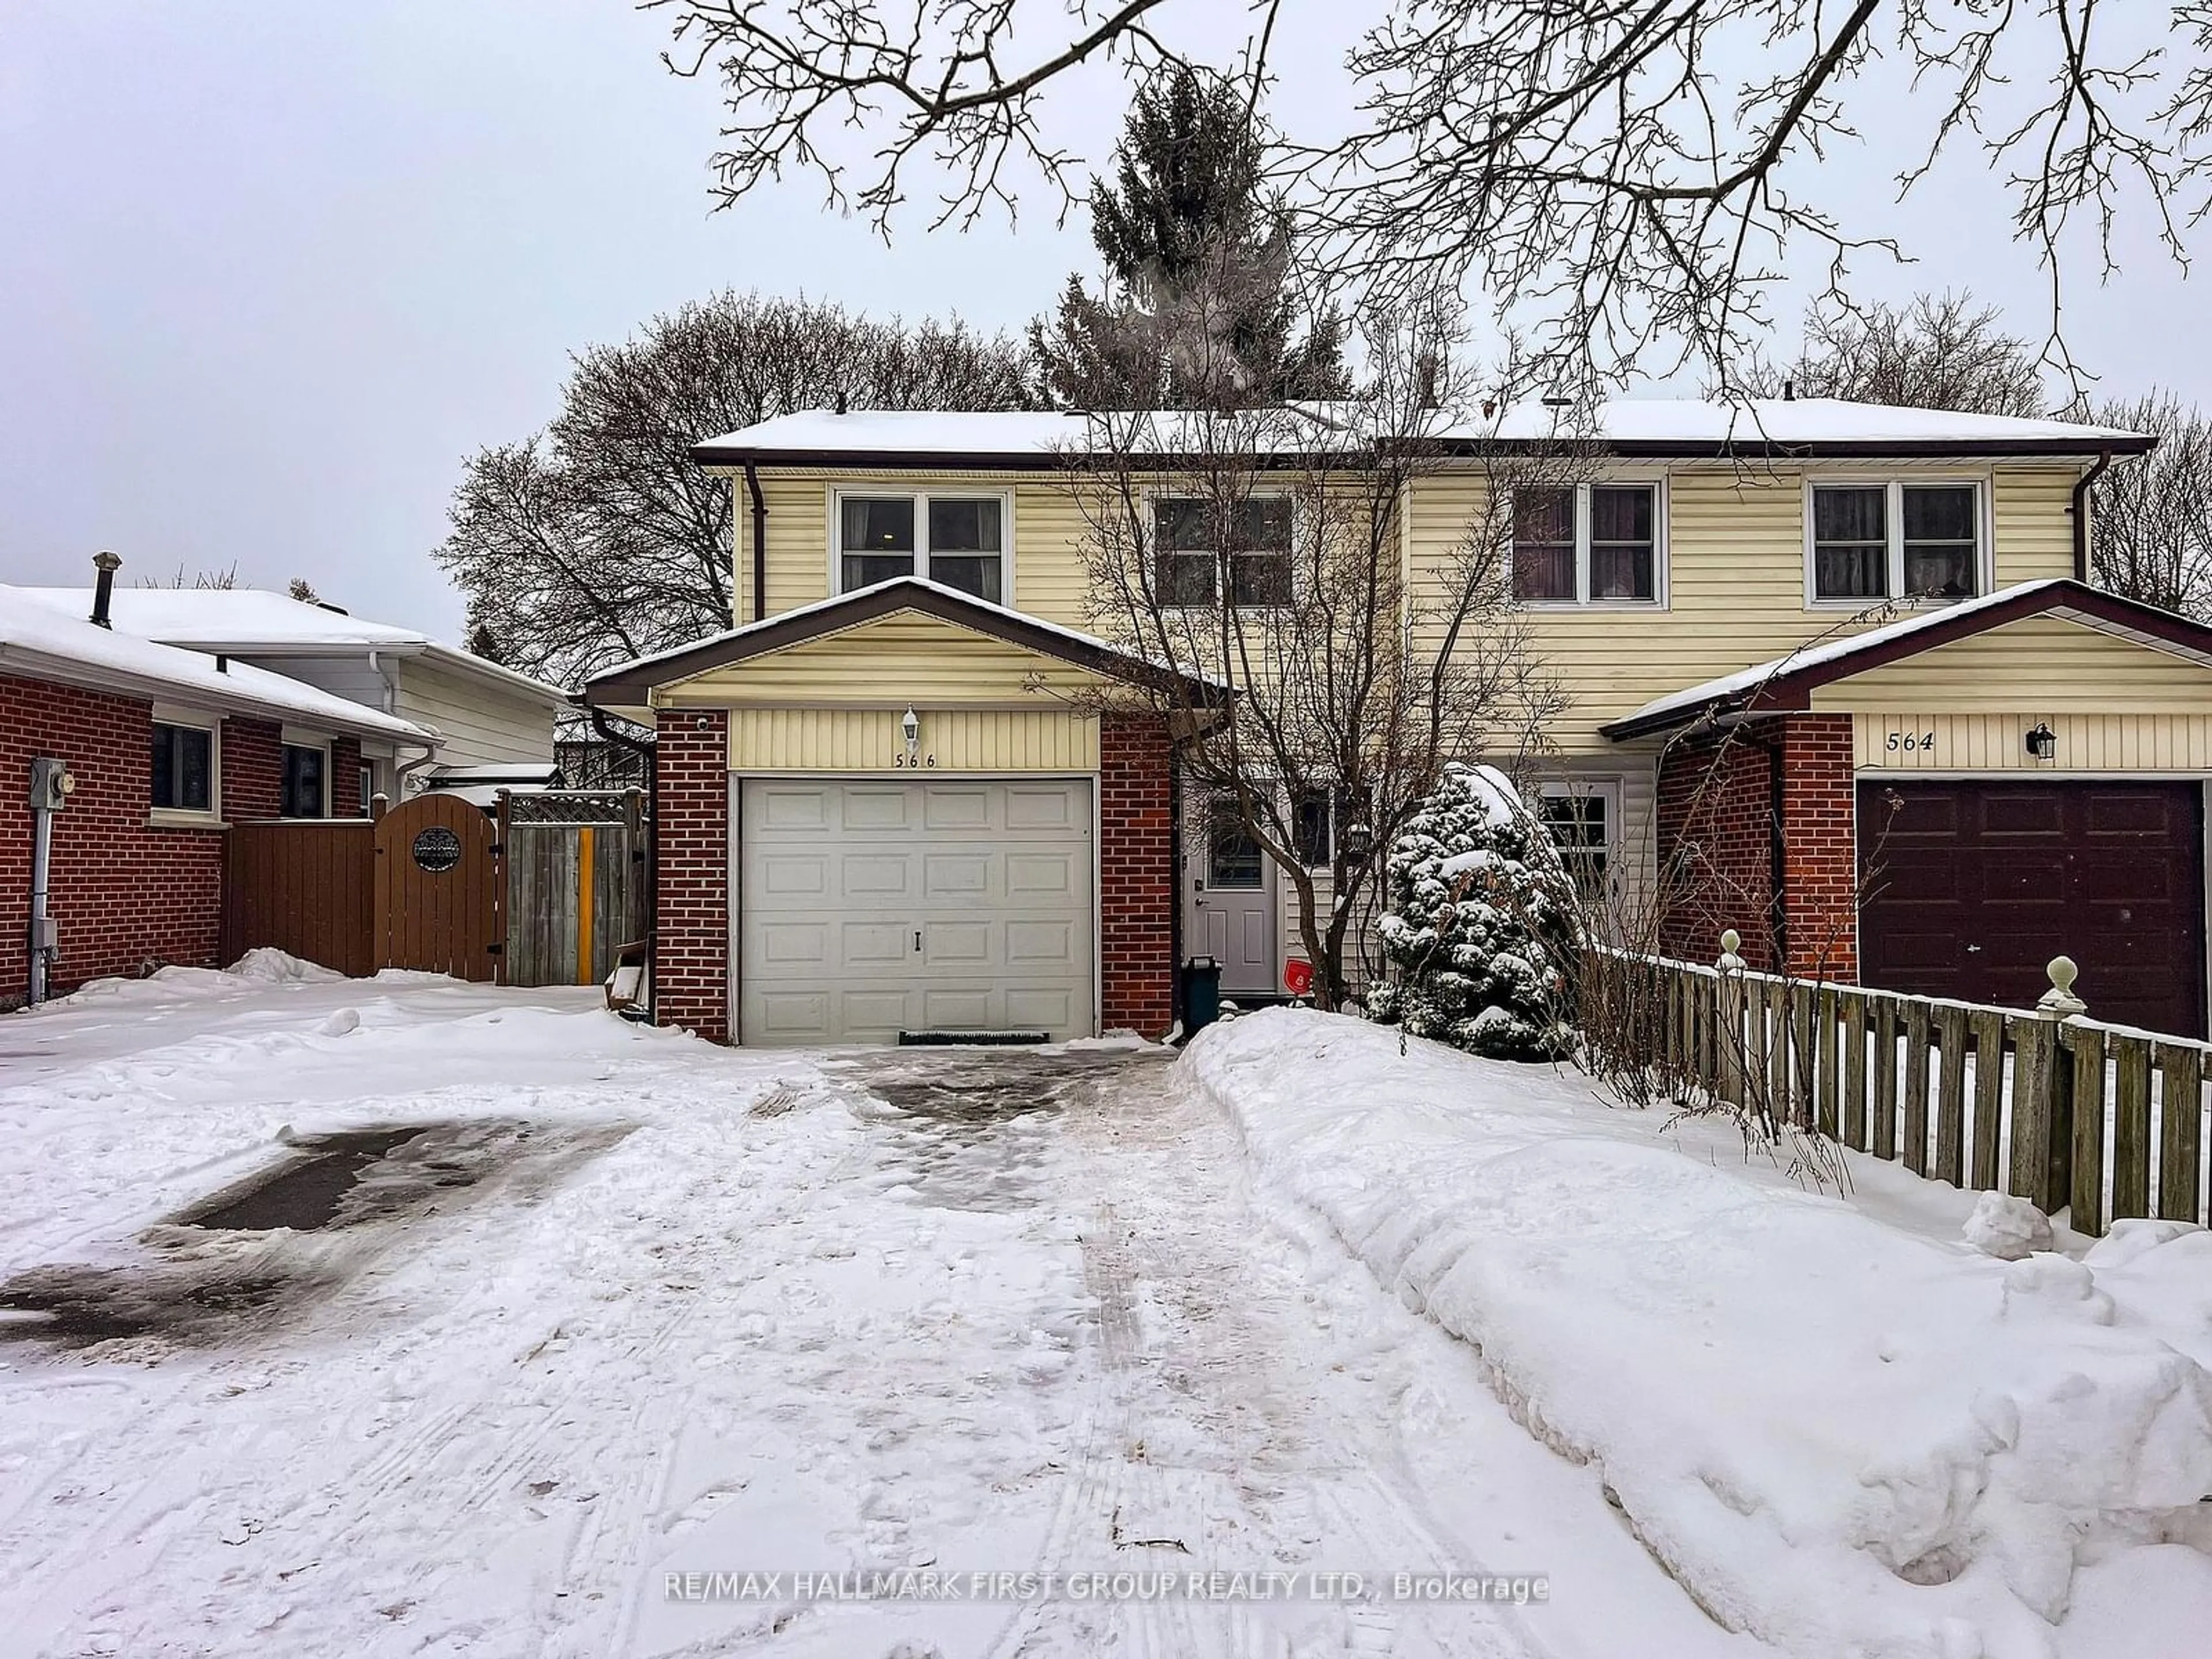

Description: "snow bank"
1187 1008 2212 1659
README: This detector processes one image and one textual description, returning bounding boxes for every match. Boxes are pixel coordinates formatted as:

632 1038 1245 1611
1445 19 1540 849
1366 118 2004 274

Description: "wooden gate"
373 792 502 980
499 789 649 988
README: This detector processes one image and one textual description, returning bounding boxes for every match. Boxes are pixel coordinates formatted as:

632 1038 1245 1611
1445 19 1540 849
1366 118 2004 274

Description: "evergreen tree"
1370 764 1580 1062
1032 66 1345 409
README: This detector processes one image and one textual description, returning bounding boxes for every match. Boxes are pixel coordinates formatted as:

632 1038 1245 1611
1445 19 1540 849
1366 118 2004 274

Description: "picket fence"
1592 932 2211 1235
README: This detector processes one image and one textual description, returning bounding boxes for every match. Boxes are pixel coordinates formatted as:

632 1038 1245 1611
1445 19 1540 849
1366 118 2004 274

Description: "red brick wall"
1779 714 1858 978
653 710 730 1041
0 674 225 1006
1100 713 1176 1036
222 717 283 820
1654 714 1858 978
331 738 364 817
1657 728 1777 968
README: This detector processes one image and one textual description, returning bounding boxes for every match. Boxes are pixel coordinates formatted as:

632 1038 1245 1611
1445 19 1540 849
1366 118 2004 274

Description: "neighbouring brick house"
584 397 2212 1046
2 582 435 1008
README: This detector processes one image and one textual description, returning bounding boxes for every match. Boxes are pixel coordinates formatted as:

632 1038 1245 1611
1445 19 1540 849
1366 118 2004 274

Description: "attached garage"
739 777 1095 1044
1858 779 2207 1036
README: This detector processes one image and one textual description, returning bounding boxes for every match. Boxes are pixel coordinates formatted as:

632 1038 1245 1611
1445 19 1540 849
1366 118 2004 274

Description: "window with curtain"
838 493 1005 599
925 497 1003 601
1511 487 1576 601
1810 481 1983 603
1589 485 1657 600
838 496 916 590
1812 485 1889 599
1153 496 1292 608
1514 483 1661 603
1902 485 1979 598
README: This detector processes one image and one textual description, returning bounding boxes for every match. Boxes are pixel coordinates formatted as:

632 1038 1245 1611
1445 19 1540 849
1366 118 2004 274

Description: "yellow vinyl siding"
1810 617 2212 713
1990 467 2080 580
730 707 1100 772
1855 712 2212 772
1403 461 2091 754
735 470 1101 629
656 612 1107 707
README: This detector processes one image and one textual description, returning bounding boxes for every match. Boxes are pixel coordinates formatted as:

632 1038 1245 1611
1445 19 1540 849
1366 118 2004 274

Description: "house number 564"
1885 730 1937 753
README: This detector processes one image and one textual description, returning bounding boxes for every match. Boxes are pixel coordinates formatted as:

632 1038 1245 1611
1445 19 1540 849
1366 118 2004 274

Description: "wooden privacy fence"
1593 932 2211 1235
225 792 502 982
222 819 376 978
497 789 648 989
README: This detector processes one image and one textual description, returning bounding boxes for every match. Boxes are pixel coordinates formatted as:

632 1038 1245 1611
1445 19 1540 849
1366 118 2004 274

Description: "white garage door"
739 778 1095 1045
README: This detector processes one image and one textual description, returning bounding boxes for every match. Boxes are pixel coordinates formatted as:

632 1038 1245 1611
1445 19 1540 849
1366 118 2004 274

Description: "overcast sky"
3 1 2205 642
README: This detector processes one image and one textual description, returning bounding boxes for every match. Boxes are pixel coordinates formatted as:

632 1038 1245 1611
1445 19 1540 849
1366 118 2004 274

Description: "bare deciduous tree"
435 292 1036 692
140 563 241 590
1736 294 2052 416
650 1 2212 384
2088 392 2212 616
1056 309 1570 1007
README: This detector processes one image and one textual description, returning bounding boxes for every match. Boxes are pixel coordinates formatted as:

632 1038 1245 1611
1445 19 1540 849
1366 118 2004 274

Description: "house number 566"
1885 730 1937 753
892 752 938 767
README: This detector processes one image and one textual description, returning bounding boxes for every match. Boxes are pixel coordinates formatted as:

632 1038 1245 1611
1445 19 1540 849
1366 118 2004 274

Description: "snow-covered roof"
0 585 437 743
17 587 571 703
1604 578 2212 737
695 399 2150 465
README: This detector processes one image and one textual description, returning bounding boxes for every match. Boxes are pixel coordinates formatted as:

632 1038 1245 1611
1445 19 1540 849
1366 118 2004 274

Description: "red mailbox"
1283 958 1315 998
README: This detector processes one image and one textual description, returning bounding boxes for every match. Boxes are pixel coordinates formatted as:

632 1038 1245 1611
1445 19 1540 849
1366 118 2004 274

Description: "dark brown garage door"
1858 780 2207 1036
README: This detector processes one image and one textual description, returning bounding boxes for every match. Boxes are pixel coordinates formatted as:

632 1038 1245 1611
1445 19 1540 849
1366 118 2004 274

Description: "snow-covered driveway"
0 961 1753 1659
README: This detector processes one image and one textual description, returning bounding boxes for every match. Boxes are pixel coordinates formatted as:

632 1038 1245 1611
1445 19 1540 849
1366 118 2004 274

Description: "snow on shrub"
1369 762 1578 1061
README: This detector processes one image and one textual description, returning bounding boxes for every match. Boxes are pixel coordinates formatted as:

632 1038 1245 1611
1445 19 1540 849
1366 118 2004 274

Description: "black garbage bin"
1183 956 1222 1033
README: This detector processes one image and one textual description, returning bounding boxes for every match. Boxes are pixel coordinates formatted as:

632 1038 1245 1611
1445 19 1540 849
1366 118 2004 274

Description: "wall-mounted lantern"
2024 722 2058 761
901 707 921 763
1340 815 1375 866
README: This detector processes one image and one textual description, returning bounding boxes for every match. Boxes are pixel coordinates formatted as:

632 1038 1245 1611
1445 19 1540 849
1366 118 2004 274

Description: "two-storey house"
584 399 2212 1046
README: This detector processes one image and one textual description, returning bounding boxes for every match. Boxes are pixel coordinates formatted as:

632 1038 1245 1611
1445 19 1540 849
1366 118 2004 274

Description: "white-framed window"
357 764 374 817
1805 478 1988 605
1511 482 1665 606
149 707 219 821
1154 493 1294 608
1532 778 1620 900
280 733 330 818
834 488 1010 603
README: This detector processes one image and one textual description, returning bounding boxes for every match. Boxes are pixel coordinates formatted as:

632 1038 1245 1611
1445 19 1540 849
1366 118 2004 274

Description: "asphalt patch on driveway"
1 1118 632 1352
833 1046 1171 1211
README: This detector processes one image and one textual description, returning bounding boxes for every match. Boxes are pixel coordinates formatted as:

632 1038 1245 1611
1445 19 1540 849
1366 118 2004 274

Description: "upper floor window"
1156 495 1293 608
281 742 328 818
151 720 214 815
1808 480 1983 604
1512 483 1661 605
836 491 1005 603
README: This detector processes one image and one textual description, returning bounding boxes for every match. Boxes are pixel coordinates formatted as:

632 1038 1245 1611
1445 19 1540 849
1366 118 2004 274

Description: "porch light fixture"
2024 722 2058 761
1341 816 1375 866
901 707 921 762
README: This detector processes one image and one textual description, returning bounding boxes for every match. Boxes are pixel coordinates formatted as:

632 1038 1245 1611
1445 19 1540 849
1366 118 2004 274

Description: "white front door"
1188 793 1276 996
738 778 1095 1044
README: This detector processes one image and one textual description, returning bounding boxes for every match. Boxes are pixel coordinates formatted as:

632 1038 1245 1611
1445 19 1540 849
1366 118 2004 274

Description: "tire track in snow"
967 1052 1539 1659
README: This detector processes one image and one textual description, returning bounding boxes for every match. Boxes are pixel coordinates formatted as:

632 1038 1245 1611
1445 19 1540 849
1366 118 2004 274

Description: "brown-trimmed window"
1154 495 1293 608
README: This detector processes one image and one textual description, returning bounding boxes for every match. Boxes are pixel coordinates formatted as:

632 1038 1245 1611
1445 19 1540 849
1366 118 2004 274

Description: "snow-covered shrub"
1371 763 1579 1061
